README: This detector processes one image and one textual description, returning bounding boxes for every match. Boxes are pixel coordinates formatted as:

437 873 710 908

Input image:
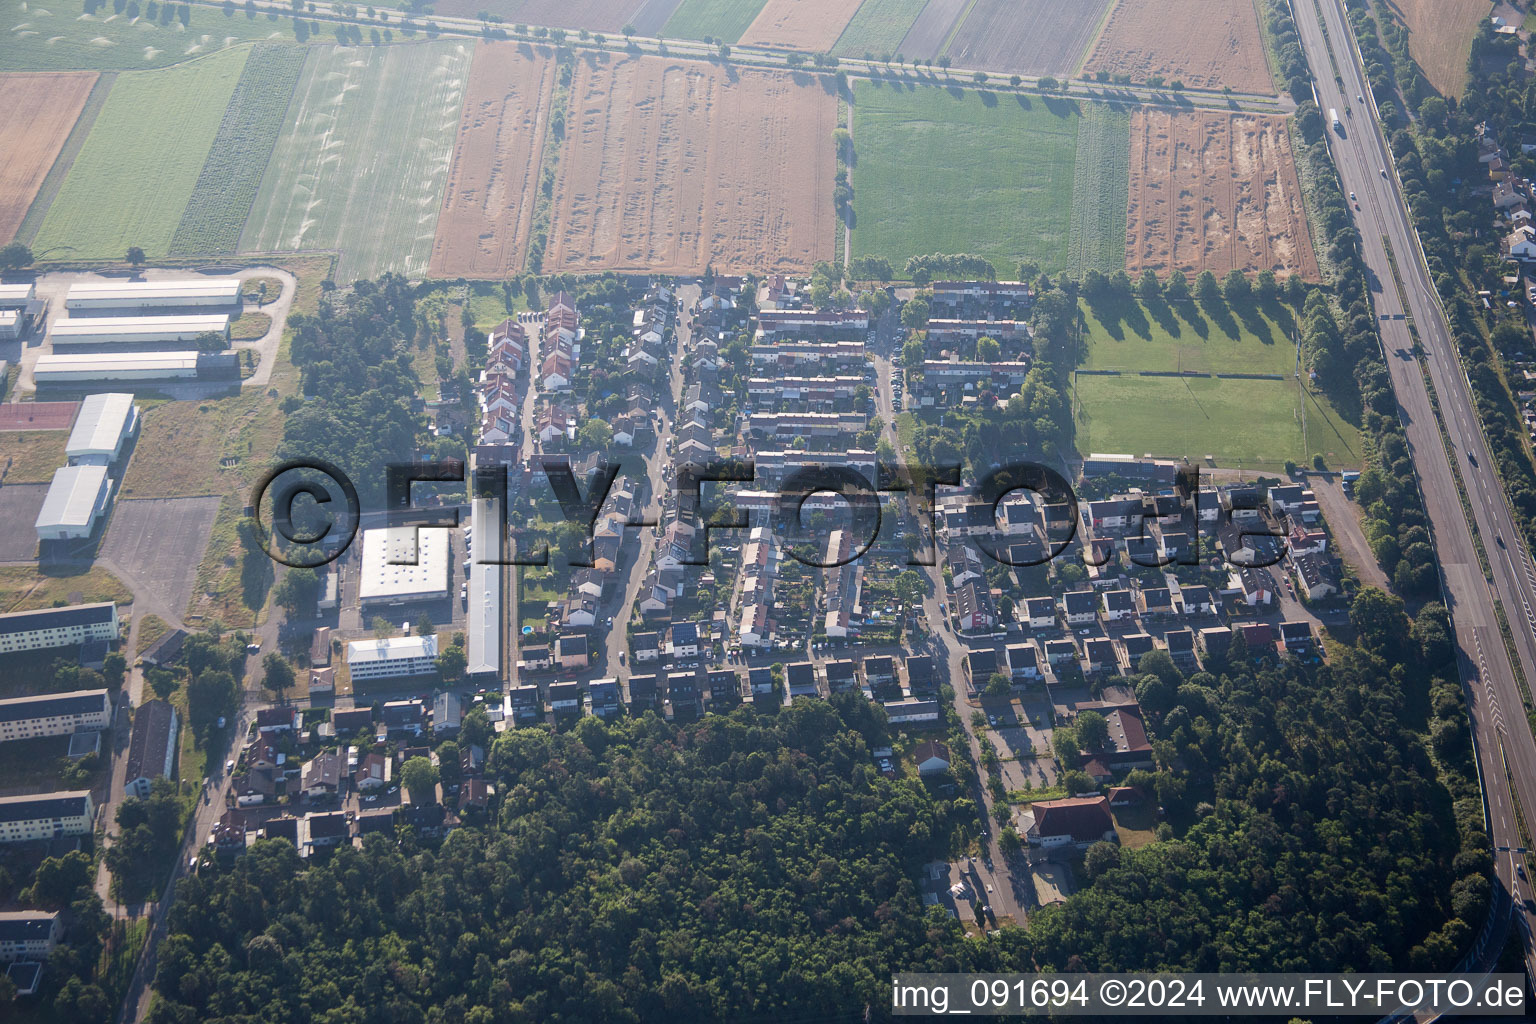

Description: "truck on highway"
1330 108 1343 133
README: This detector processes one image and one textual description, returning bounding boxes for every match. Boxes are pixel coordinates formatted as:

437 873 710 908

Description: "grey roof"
0 689 108 725
0 911 56 944
0 602 115 637
124 700 177 784
65 393 135 456
0 791 91 824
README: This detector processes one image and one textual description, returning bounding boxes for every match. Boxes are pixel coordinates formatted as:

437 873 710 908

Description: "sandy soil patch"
430 43 557 279
1125 109 1318 279
0 72 96 243
1084 0 1274 94
1384 0 1487 99
739 0 864 52
544 53 836 275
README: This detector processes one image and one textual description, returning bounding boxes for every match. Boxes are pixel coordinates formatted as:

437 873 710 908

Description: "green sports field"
239 40 471 281
849 82 1118 276
662 0 767 42
30 46 248 260
0 0 312 72
1074 294 1360 468
832 0 928 57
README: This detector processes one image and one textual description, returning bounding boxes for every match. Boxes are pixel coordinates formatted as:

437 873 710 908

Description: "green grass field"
169 42 308 255
1066 102 1129 277
239 41 471 281
31 46 248 260
832 0 928 57
0 0 312 72
849 82 1088 276
1074 294 1361 468
662 0 767 42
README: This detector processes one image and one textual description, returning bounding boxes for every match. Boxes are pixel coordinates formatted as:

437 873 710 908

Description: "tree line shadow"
1084 281 1299 356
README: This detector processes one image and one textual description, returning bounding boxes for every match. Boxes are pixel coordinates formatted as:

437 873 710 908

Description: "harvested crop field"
430 43 556 279
545 54 837 275
833 0 928 58
1083 0 1274 94
432 0 640 32
1388 0 1486 98
1125 109 1318 280
945 0 1112 78
740 0 864 52
898 0 968 58
0 72 96 245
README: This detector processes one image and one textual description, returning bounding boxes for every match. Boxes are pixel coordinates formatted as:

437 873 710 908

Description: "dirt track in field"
1125 109 1319 280
544 53 837 275
1083 0 1275 94
0 72 96 244
430 44 556 279
739 0 865 52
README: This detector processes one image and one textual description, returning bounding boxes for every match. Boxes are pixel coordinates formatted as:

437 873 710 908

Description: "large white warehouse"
358 527 450 607
33 351 199 384
65 279 241 311
35 464 114 541
66 393 139 466
0 283 35 309
50 315 229 347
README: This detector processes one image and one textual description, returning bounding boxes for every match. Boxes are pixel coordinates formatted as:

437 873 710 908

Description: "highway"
1292 0 1536 982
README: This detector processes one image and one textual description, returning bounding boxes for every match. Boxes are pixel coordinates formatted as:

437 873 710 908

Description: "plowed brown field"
739 0 865 52
1125 109 1318 280
545 54 836 275
1084 0 1274 95
0 72 96 244
430 44 556 279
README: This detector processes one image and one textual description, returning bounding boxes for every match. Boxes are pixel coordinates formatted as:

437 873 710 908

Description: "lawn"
168 42 309 256
0 564 133 612
832 0 928 57
0 0 311 73
1079 292 1298 375
0 431 69 483
240 41 472 281
849 82 1085 276
31 46 248 261
1066 101 1130 276
662 0 767 42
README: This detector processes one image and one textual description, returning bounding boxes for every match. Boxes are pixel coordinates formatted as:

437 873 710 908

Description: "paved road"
1294 0 1536 986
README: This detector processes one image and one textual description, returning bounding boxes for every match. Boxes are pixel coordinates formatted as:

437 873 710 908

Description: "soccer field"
239 41 471 281
31 46 248 260
850 82 1110 276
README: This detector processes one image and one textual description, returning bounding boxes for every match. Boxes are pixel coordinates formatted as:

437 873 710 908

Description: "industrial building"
357 527 451 607
0 912 63 963
0 602 119 655
0 310 19 341
0 689 111 744
0 283 35 309
50 314 229 346
0 791 94 844
66 393 139 466
33 351 200 384
35 464 114 541
64 278 241 311
465 497 503 678
123 699 178 798
346 635 439 681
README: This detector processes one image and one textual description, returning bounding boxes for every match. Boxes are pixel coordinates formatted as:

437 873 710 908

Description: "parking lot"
99 495 220 618
0 484 46 561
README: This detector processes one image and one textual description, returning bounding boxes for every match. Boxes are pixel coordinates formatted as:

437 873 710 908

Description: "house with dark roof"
627 673 660 714
1162 628 1197 668
1279 620 1316 657
1023 596 1057 630
954 581 996 632
301 751 343 801
823 659 857 693
1026 795 1115 847
632 631 660 662
0 911 62 963
124 699 178 798
1006 642 1040 681
904 654 936 691
1118 633 1155 673
914 739 951 775
863 655 896 686
304 811 349 853
1061 590 1097 626
549 681 581 715
1081 636 1117 676
785 662 820 699
587 678 621 719
332 707 374 735
965 647 999 681
0 689 111 744
1101 589 1134 622
510 685 542 722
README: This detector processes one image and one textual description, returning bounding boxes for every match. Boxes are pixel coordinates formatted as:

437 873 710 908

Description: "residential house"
863 655 896 688
914 739 951 776
557 633 590 670
1026 795 1115 848
904 654 936 691
883 699 941 725
954 581 996 632
1163 628 1197 669
667 622 701 660
1023 596 1057 630
1118 633 1155 673
823 659 857 693
354 752 391 792
510 685 542 723
785 662 820 700
301 751 343 801
1006 642 1041 681
1062 591 1097 627
1293 553 1339 600
549 681 581 716
1081 636 1118 676
587 678 621 719
1101 589 1134 622
633 631 660 663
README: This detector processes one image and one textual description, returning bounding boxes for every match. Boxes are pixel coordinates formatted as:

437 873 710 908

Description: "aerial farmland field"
0 72 96 244
849 82 1088 276
1125 109 1318 280
31 46 247 261
896 0 967 58
430 0 640 31
944 0 1113 78
1066 101 1130 276
738 0 864 52
1083 0 1275 94
0 0 309 73
429 42 557 279
240 41 472 282
663 0 767 43
832 0 928 58
169 43 308 256
1392 0 1486 98
544 53 837 275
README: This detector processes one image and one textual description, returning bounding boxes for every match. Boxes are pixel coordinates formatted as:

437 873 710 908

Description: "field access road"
1295 0 1536 986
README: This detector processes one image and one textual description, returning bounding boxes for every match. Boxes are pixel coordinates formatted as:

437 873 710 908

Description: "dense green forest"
144 590 1481 1022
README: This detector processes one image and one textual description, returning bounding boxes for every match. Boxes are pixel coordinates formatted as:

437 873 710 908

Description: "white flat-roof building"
33 351 199 383
0 283 35 309
465 498 502 678
35 464 113 541
66 393 139 466
64 278 240 311
346 635 439 680
0 603 118 655
0 911 63 963
0 791 94 844
50 314 229 346
0 310 19 341
357 527 450 607
0 689 111 744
